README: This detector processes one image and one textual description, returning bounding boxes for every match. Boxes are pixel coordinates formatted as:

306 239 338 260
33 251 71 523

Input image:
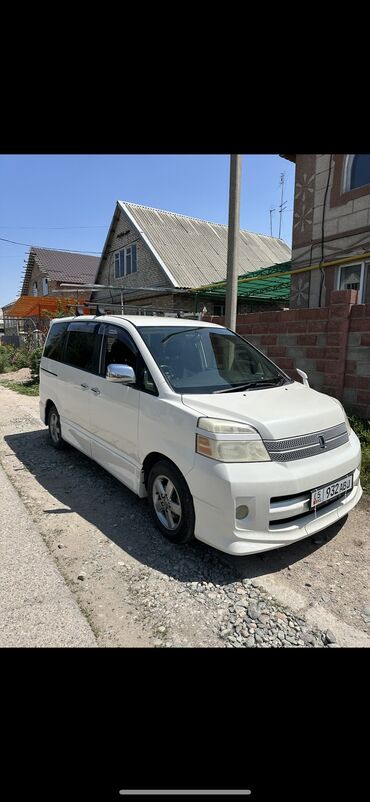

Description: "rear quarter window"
43 322 69 361
64 322 100 372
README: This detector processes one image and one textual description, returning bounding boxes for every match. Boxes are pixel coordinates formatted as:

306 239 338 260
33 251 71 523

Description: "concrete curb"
0 463 97 647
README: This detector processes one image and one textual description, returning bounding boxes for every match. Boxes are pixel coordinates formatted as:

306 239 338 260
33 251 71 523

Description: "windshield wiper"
213 376 287 394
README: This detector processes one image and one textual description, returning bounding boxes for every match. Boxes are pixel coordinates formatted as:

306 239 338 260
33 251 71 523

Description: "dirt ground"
0 367 31 382
0 384 369 647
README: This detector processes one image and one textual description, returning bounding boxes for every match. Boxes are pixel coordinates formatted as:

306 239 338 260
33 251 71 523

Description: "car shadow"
4 429 348 586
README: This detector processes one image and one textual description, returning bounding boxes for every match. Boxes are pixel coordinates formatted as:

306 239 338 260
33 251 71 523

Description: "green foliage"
42 297 77 319
348 414 370 493
29 347 43 382
348 414 370 447
0 344 42 381
0 345 17 373
0 380 39 395
12 348 30 369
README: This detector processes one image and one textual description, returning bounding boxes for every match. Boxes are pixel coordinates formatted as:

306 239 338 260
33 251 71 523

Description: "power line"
0 225 107 230
0 236 101 254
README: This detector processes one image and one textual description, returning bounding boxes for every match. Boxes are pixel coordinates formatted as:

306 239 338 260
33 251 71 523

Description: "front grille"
264 422 348 462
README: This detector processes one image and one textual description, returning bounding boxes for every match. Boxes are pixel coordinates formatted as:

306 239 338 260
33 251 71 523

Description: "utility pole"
225 154 242 331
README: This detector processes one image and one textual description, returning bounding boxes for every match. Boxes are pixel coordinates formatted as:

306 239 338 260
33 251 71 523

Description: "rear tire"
147 460 195 544
48 404 65 450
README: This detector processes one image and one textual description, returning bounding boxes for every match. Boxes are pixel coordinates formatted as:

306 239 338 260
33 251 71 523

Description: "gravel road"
0 384 369 648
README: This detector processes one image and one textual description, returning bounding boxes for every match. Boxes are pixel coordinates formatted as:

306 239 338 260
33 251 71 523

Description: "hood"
182 381 345 440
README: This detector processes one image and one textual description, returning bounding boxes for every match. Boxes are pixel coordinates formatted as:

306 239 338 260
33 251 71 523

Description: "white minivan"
39 314 362 555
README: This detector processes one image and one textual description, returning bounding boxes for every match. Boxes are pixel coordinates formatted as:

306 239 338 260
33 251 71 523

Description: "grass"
0 380 39 396
348 414 370 493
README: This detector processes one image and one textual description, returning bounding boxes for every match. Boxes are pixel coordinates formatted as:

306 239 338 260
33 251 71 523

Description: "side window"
64 322 100 372
43 322 69 361
102 326 138 375
102 325 157 394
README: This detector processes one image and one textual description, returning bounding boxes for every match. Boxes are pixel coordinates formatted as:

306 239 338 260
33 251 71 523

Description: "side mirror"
296 368 309 387
106 364 136 384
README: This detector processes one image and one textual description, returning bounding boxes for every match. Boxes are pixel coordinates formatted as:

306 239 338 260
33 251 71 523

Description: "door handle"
80 383 89 390
90 387 101 395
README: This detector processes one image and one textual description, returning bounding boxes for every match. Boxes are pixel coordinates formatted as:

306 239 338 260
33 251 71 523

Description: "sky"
0 154 295 307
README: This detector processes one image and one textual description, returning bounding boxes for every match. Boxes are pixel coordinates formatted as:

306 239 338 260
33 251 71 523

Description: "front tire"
48 404 65 450
147 460 195 544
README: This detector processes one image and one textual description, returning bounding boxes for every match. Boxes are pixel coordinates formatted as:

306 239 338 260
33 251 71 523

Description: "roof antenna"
278 173 287 239
269 206 275 236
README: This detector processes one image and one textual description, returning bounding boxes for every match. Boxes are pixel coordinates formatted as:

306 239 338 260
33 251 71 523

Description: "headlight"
196 417 271 463
332 399 352 436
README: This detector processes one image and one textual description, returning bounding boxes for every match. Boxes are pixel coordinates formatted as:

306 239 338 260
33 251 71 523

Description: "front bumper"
186 431 362 555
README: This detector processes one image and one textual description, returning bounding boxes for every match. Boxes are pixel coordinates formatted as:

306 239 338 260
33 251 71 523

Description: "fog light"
236 505 249 520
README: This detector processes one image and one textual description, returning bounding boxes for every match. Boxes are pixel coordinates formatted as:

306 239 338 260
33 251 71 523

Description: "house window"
42 277 48 295
114 243 137 278
337 262 369 302
32 281 38 296
213 304 225 316
343 155 370 192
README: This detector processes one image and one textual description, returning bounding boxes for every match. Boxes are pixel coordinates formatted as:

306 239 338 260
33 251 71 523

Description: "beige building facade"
287 154 370 308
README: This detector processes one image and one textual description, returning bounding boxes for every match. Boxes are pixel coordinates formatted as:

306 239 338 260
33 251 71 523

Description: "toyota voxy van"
39 315 362 555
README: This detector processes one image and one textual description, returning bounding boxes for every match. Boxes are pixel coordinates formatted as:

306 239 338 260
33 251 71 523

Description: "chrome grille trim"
264 422 348 462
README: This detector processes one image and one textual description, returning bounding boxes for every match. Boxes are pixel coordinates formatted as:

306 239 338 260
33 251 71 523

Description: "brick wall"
204 289 370 419
24 259 60 297
94 207 172 304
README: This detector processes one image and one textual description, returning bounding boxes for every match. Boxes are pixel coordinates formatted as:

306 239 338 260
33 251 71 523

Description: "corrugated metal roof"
119 202 291 289
21 247 100 295
6 295 79 318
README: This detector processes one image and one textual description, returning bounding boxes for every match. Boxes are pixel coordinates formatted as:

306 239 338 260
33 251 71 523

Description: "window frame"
336 261 369 302
114 243 138 278
343 154 370 193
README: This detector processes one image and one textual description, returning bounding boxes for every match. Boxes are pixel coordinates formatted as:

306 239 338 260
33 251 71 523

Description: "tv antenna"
278 172 287 239
269 206 275 236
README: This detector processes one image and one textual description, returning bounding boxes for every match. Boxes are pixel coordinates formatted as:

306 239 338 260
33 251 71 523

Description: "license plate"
310 473 353 509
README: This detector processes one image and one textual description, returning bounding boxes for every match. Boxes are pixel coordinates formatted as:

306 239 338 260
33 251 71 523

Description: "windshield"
137 326 291 394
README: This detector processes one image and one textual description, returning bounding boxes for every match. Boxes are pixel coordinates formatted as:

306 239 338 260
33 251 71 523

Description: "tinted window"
102 325 157 394
43 321 69 361
102 326 138 374
64 322 100 372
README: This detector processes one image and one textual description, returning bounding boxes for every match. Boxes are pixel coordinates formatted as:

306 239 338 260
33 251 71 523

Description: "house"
20 246 100 299
283 155 370 308
92 202 291 315
2 247 100 345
